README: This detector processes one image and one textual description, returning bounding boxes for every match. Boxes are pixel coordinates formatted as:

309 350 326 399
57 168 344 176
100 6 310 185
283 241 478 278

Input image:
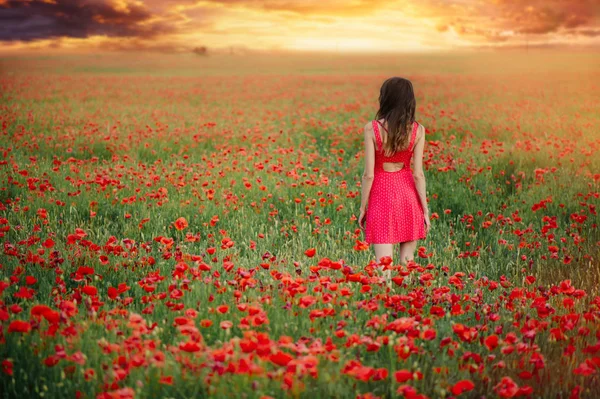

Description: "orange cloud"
407 0 600 42
196 0 389 17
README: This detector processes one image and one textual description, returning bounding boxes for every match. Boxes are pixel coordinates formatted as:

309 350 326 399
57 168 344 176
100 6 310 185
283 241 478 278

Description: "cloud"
574 28 600 37
0 0 175 41
407 0 600 41
497 0 597 35
197 0 389 17
0 0 599 51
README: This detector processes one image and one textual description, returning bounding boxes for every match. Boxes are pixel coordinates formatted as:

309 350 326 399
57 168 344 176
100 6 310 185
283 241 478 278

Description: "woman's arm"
359 123 375 223
412 124 429 217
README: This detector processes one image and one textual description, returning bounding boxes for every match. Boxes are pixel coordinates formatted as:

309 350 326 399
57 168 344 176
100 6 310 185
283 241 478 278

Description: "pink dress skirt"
365 120 427 244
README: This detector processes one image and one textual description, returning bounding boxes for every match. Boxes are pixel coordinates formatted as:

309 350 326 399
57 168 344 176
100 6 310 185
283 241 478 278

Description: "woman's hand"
424 212 431 234
359 207 367 231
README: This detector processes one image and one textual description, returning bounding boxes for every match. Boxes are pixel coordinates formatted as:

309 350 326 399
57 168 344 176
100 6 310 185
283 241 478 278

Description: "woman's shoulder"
413 122 425 147
415 120 425 136
363 120 376 137
364 120 377 130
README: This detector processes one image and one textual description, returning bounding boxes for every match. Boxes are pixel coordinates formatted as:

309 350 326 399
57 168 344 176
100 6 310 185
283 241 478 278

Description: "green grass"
0 51 599 398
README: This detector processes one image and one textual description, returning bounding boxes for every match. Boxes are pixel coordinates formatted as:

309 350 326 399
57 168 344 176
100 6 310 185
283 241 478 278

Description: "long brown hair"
375 77 416 156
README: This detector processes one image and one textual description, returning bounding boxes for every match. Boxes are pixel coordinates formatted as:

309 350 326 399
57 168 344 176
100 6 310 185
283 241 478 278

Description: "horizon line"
2 42 600 57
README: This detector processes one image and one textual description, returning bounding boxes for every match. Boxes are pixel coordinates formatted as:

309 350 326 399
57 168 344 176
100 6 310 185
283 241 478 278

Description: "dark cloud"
0 0 173 41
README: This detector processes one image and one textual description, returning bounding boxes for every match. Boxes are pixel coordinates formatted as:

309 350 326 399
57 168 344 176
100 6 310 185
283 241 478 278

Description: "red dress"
365 120 427 244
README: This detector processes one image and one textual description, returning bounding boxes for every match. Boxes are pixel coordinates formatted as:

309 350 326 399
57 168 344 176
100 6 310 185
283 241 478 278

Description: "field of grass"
0 50 599 398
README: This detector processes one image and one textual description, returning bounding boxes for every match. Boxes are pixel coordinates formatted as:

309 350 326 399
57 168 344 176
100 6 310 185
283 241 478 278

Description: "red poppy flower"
174 217 188 231
451 380 475 395
270 351 293 366
394 369 413 383
8 320 31 333
494 376 519 398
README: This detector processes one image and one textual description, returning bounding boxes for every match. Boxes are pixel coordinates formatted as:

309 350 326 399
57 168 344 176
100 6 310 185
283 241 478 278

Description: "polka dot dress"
365 120 427 244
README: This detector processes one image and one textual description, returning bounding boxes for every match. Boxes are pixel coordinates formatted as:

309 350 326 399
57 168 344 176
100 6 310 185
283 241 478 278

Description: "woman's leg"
398 240 418 264
374 244 394 280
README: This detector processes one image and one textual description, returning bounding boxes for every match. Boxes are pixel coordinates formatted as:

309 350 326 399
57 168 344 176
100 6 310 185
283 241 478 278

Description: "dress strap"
372 120 383 151
408 121 418 151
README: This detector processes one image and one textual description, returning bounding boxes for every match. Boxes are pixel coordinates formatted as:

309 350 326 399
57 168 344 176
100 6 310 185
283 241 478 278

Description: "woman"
359 77 430 277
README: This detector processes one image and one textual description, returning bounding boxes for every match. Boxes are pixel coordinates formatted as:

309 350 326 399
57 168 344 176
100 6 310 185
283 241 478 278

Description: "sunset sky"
1 0 599 53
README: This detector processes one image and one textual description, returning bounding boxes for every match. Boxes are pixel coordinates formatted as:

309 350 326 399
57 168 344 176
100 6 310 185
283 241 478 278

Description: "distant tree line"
192 46 208 56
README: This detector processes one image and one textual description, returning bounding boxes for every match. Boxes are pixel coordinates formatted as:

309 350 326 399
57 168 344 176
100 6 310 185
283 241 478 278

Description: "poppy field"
0 51 599 398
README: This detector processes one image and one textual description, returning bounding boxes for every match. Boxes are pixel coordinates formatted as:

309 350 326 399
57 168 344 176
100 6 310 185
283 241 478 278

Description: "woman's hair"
375 77 416 156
